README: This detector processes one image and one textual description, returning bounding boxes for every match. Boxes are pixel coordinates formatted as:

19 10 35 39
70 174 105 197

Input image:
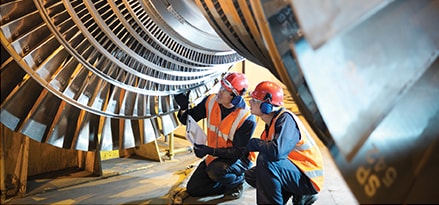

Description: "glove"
193 143 214 158
246 138 261 151
228 158 251 175
174 91 190 110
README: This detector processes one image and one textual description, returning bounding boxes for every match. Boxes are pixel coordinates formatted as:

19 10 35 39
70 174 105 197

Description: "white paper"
185 115 207 145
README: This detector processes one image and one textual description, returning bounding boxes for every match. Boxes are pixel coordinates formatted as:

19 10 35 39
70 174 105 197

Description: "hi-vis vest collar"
264 109 315 147
206 95 250 141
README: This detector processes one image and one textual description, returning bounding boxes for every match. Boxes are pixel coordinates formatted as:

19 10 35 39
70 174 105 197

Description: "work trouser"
186 158 244 197
244 154 318 204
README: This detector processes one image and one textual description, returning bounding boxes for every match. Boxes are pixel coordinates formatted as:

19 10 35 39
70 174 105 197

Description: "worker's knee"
206 161 228 181
244 168 256 188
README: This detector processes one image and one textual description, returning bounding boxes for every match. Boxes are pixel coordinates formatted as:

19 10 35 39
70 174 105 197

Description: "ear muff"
260 93 273 114
231 87 247 108
231 95 243 106
260 102 273 114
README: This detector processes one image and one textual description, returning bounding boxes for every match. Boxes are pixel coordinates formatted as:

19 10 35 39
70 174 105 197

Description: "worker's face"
249 98 264 116
216 86 234 105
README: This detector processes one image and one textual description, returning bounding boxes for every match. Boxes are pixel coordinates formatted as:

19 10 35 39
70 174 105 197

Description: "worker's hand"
174 91 190 110
193 143 214 158
246 138 261 151
228 158 251 175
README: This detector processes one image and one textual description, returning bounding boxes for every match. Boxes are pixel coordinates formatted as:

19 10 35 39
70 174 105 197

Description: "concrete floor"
4 112 359 205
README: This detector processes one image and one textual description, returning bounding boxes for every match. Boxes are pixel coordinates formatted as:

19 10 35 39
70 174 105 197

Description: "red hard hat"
251 81 284 106
220 72 248 96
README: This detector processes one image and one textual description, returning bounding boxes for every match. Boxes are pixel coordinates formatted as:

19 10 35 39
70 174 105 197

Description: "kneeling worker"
245 81 324 205
175 72 257 199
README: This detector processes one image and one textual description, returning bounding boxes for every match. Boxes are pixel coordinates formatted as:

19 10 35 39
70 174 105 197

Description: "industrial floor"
4 112 359 205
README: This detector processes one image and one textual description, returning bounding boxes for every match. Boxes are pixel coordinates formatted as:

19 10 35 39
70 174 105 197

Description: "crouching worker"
245 81 324 205
174 72 256 199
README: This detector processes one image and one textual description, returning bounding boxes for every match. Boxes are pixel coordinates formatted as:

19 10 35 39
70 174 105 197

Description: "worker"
244 81 324 205
174 72 257 199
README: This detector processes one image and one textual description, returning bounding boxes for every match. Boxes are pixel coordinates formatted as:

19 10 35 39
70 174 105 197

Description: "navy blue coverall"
245 109 318 204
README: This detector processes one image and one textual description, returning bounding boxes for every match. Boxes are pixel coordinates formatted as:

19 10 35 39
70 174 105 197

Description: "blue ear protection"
231 95 243 106
231 88 246 108
260 93 273 114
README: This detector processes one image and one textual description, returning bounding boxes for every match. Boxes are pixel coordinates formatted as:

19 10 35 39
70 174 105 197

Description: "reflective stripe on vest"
263 109 324 192
206 95 250 141
204 95 251 165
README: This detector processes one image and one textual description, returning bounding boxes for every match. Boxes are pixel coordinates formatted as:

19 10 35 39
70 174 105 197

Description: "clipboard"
185 115 207 145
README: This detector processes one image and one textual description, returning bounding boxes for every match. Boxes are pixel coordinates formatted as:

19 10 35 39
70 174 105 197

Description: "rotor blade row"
1 0 236 118
1 55 210 151
1 0 235 151
194 0 276 75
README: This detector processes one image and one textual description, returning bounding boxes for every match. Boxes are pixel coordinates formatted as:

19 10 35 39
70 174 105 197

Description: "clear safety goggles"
221 78 239 96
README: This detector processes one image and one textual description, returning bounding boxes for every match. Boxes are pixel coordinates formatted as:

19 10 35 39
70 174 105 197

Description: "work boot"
223 183 244 200
292 194 318 205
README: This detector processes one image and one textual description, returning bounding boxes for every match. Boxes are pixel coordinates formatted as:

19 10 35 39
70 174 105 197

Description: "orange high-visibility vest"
204 95 254 165
262 109 324 192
